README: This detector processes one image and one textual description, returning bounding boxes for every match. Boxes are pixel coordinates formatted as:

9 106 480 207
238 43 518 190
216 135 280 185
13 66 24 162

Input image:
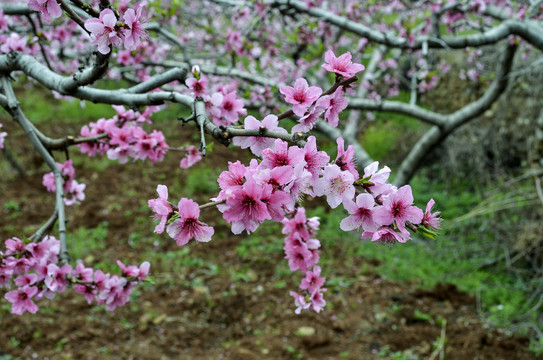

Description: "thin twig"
29 208 59 242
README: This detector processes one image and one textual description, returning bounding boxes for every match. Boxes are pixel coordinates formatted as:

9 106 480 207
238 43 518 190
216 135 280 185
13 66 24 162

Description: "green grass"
68 221 108 261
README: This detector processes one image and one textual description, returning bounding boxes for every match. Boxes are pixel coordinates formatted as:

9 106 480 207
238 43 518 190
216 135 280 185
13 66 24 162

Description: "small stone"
152 313 167 325
295 326 316 337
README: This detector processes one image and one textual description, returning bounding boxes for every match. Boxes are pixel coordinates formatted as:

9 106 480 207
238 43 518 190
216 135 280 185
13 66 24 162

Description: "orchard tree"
0 0 541 315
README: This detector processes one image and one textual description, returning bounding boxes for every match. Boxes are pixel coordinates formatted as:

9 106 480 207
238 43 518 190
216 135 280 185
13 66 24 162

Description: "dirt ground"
0 113 538 360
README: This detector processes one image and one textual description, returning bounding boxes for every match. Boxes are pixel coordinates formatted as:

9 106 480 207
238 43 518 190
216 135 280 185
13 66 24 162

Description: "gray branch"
270 0 543 52
0 76 69 264
393 43 518 186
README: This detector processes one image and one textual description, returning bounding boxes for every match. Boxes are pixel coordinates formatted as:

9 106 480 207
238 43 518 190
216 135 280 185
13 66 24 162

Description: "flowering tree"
1 0 541 315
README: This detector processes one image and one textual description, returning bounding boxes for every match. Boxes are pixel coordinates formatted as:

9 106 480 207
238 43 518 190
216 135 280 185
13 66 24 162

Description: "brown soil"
0 112 538 360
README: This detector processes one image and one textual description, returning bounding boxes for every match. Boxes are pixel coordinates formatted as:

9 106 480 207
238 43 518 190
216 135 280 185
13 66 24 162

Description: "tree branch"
0 76 69 264
269 0 543 52
393 43 518 186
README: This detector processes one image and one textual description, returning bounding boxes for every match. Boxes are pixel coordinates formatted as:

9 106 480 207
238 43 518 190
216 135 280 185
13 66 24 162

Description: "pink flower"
73 263 93 282
122 6 147 51
185 76 208 97
116 260 139 277
300 266 325 294
148 184 174 234
0 123 6 149
363 162 393 196
84 9 122 55
217 92 246 126
422 199 442 229
302 136 330 180
137 261 150 281
281 207 319 240
14 274 38 287
363 227 409 245
290 291 310 314
116 260 150 281
5 286 39 314
372 185 424 232
335 137 358 180
27 0 62 24
179 146 202 169
64 180 86 206
285 243 314 272
261 188 290 222
233 115 287 156
108 125 135 148
313 164 355 209
0 33 28 53
222 179 272 234
254 165 294 192
225 29 243 55
291 98 327 133
323 87 348 127
309 288 327 312
217 161 246 193
280 78 323 116
340 193 376 231
261 139 305 169
0 10 8 32
322 49 365 78
167 198 214 245
45 263 72 292
42 172 56 192
107 146 132 164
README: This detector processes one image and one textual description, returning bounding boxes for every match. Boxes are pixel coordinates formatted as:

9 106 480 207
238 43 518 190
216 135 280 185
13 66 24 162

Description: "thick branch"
0 4 35 15
270 0 543 52
393 43 518 186
62 52 111 92
0 52 194 108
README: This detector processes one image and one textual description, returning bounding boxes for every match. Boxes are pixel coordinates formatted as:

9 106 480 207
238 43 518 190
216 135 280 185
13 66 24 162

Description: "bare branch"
0 76 69 264
269 0 543 52
393 43 518 186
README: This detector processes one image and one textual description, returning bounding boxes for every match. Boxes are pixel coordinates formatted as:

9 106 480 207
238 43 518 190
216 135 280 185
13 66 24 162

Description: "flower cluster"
278 51 357 133
42 159 86 206
339 162 441 244
152 134 440 313
185 68 247 126
283 208 327 314
79 105 168 164
1 236 149 314
84 7 147 54
213 136 328 234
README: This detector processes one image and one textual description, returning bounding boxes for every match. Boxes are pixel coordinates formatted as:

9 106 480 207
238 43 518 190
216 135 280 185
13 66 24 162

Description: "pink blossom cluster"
79 105 168 164
213 136 329 234
148 185 214 246
152 135 441 313
0 33 39 55
283 207 327 314
184 70 247 126
42 159 86 206
339 161 441 244
279 50 355 133
84 6 147 54
1 236 150 314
